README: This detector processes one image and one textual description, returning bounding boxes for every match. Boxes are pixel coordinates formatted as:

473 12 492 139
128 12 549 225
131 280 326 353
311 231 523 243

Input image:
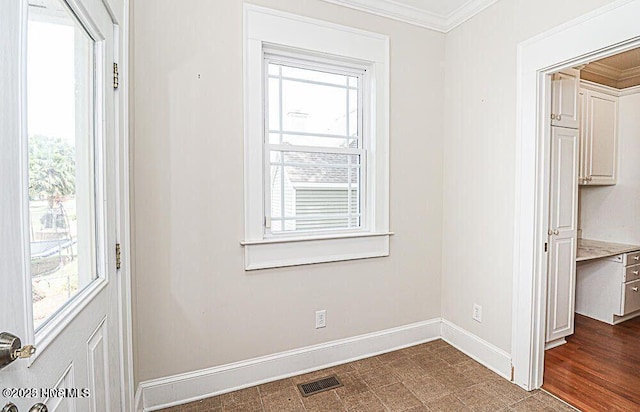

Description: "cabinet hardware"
557 114 562 121
551 114 556 120
633 287 639 292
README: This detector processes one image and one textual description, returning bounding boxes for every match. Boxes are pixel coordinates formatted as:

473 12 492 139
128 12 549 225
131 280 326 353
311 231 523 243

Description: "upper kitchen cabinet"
580 83 618 186
551 68 580 129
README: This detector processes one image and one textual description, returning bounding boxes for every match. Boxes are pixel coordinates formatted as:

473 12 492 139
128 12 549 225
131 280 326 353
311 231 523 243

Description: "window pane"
280 82 348 136
27 1 98 329
348 89 358 137
267 78 280 131
269 150 361 233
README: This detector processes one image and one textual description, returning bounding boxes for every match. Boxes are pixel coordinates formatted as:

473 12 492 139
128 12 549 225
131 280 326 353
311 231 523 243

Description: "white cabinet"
551 69 580 129
576 251 640 324
579 83 618 185
546 127 579 346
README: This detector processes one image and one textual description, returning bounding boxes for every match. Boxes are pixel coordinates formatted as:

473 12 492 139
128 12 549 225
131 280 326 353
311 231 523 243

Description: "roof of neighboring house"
284 150 359 185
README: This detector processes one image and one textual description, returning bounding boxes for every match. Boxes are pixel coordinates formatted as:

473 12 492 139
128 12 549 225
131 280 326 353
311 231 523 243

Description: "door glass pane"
27 0 98 330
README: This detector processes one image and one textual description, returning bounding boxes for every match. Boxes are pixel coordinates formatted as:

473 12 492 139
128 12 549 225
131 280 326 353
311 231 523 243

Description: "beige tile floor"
160 339 576 412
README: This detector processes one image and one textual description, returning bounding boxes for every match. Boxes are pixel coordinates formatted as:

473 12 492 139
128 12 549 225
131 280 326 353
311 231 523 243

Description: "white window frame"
242 5 390 270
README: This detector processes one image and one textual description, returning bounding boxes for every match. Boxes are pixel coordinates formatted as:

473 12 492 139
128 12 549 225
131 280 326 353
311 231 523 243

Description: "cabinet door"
584 89 617 185
546 127 579 343
551 69 580 129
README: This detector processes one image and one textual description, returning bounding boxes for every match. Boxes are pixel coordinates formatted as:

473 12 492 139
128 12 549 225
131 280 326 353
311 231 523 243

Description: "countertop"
577 238 640 262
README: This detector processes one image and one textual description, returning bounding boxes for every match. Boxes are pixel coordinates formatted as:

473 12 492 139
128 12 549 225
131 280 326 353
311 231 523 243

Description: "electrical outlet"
473 304 482 322
315 310 326 329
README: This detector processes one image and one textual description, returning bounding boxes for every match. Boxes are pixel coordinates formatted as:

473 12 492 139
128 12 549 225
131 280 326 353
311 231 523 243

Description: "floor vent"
297 375 343 397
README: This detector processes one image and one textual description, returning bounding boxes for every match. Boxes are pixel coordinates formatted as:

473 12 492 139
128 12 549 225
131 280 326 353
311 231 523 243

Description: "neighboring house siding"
295 188 358 230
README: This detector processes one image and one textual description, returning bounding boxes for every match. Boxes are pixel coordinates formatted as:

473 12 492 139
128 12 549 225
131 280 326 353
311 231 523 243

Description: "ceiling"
581 47 640 89
320 0 500 32
593 48 640 71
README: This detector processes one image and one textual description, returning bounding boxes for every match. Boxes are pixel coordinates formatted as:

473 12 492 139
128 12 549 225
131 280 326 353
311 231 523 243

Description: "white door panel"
587 91 617 184
1 0 122 410
546 127 578 343
551 69 580 129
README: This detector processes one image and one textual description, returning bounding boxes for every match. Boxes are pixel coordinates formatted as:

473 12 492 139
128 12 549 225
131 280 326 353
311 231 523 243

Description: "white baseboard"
544 338 566 350
440 320 512 380
136 318 441 411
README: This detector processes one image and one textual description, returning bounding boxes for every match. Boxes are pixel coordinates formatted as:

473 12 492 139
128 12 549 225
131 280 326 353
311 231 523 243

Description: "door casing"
513 0 640 391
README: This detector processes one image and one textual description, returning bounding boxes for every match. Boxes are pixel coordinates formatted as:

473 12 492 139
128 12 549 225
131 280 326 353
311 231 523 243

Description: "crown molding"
620 65 640 81
446 0 500 30
583 61 622 81
583 61 640 89
319 0 499 33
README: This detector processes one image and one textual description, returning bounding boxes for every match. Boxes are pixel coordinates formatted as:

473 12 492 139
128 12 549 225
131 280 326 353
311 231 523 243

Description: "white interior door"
546 126 579 344
1 0 122 411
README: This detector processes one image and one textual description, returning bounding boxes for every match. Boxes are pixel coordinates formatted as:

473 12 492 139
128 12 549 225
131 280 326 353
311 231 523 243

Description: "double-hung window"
265 53 364 234
243 5 390 270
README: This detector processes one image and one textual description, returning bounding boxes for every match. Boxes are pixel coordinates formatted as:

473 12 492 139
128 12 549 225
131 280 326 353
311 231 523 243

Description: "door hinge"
265 216 271 229
544 242 548 252
113 62 119 89
115 243 122 270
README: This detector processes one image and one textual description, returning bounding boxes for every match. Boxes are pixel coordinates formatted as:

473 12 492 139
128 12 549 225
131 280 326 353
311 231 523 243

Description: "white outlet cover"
315 310 326 329
472 304 482 322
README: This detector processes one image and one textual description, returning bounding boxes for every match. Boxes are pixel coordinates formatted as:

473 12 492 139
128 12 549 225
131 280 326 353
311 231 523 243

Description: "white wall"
132 0 444 383
442 0 617 353
581 91 640 245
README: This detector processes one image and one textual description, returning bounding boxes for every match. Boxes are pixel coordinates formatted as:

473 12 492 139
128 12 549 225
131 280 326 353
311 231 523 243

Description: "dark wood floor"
543 314 640 412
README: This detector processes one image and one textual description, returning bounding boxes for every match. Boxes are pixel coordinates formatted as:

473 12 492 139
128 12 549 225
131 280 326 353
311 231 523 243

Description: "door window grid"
264 56 365 235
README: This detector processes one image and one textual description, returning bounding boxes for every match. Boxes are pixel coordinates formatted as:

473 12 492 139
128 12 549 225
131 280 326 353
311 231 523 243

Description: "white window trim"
242 5 390 270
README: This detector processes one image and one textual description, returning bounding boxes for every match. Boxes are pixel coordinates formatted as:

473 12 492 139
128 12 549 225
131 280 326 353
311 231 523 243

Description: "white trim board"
135 318 514 411
319 0 499 33
441 320 512 380
513 0 640 391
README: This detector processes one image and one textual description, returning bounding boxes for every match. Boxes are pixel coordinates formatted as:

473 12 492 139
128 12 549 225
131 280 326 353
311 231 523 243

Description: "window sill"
240 232 392 270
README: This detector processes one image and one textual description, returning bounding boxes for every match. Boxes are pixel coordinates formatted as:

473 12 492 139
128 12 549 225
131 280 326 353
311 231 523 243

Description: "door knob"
1 403 18 412
0 332 36 371
29 404 48 412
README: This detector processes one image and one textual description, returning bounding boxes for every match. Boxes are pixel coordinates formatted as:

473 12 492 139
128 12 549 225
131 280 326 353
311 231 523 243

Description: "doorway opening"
542 46 640 410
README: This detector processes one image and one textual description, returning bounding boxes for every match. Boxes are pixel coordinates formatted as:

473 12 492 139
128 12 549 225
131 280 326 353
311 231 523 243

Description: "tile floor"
160 339 576 412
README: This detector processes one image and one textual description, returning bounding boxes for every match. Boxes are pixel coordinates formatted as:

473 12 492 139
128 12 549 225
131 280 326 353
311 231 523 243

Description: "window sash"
263 54 367 236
